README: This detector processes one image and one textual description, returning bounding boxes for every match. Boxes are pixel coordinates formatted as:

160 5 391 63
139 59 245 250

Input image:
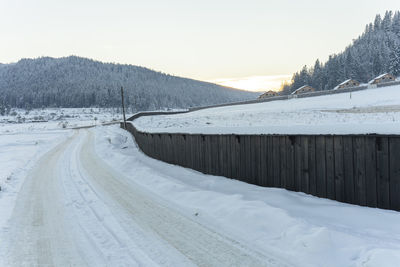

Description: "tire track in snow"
79 129 284 267
4 129 286 266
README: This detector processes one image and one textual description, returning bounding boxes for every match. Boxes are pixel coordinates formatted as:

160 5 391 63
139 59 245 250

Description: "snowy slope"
133 85 400 134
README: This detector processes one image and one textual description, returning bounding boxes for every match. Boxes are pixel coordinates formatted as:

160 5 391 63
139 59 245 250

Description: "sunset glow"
209 75 292 92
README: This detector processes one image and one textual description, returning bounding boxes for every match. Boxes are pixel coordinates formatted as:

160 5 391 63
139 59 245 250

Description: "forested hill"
0 56 257 111
283 11 400 94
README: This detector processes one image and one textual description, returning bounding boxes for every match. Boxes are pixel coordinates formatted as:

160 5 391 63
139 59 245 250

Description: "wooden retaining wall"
123 121 400 211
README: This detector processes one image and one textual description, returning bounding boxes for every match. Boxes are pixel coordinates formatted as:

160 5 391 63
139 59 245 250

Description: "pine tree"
285 11 400 93
389 44 400 76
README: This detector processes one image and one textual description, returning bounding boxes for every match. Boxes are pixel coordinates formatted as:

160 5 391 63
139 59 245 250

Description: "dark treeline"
0 56 256 111
282 11 400 94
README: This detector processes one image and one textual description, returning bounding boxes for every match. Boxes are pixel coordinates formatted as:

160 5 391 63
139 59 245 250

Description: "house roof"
368 73 393 84
291 85 311 95
334 79 359 90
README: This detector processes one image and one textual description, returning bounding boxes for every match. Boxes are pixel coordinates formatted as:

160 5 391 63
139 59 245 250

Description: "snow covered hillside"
133 85 400 134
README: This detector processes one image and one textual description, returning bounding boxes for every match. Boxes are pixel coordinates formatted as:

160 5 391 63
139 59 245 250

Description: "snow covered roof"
368 73 393 84
334 79 359 90
338 79 352 86
291 85 310 95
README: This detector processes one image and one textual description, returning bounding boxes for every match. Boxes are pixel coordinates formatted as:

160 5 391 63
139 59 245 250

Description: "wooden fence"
123 121 400 211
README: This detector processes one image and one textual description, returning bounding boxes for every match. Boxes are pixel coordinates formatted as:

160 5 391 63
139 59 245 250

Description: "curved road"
4 129 284 266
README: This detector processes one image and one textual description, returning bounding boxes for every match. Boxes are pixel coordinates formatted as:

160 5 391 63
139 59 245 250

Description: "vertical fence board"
267 136 274 187
334 136 345 202
259 136 268 187
223 135 230 178
389 137 400 211
239 135 247 181
326 136 335 200
204 135 211 174
272 136 281 187
226 135 232 178
376 137 390 209
343 136 355 204
286 136 295 191
280 136 287 189
365 137 377 208
253 136 261 185
308 136 317 196
294 136 302 191
316 136 327 198
301 136 310 194
354 136 367 206
245 136 252 184
233 135 243 180
212 135 219 175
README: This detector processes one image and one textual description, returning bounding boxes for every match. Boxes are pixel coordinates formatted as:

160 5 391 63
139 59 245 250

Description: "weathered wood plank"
267 136 274 187
211 135 219 175
294 136 302 191
233 135 241 180
354 136 367 206
334 136 345 202
343 136 355 204
301 136 310 194
286 136 295 191
326 136 335 200
204 135 212 174
253 136 261 185
315 136 327 198
272 136 281 187
280 136 287 189
259 136 268 187
389 137 400 211
365 137 377 207
376 137 390 209
308 136 317 196
240 135 247 181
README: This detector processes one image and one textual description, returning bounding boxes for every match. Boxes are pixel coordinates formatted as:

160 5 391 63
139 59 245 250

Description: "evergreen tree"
284 11 400 93
389 44 400 76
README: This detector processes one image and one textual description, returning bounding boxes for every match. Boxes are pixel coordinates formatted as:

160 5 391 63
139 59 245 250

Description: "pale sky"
1 0 400 91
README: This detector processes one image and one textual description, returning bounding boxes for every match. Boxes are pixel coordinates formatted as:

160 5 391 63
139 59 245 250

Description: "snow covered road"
2 125 400 266
2 129 278 266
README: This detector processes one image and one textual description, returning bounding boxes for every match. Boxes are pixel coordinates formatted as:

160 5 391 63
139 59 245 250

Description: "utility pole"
121 86 127 129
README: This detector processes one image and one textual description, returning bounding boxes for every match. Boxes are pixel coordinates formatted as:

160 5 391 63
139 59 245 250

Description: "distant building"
368 73 396 85
259 90 278 99
334 79 360 90
291 85 315 95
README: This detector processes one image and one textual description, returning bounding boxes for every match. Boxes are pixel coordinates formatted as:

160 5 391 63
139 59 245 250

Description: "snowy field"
0 119 399 266
0 108 123 134
133 85 400 134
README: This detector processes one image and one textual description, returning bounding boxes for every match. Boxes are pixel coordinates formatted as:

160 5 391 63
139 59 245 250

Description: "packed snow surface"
1 121 400 266
133 85 400 134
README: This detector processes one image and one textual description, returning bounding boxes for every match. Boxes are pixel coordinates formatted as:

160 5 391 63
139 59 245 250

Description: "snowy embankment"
95 126 400 267
133 85 400 134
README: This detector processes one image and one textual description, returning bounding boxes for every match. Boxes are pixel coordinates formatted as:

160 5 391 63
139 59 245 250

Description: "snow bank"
94 125 400 267
133 85 400 134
